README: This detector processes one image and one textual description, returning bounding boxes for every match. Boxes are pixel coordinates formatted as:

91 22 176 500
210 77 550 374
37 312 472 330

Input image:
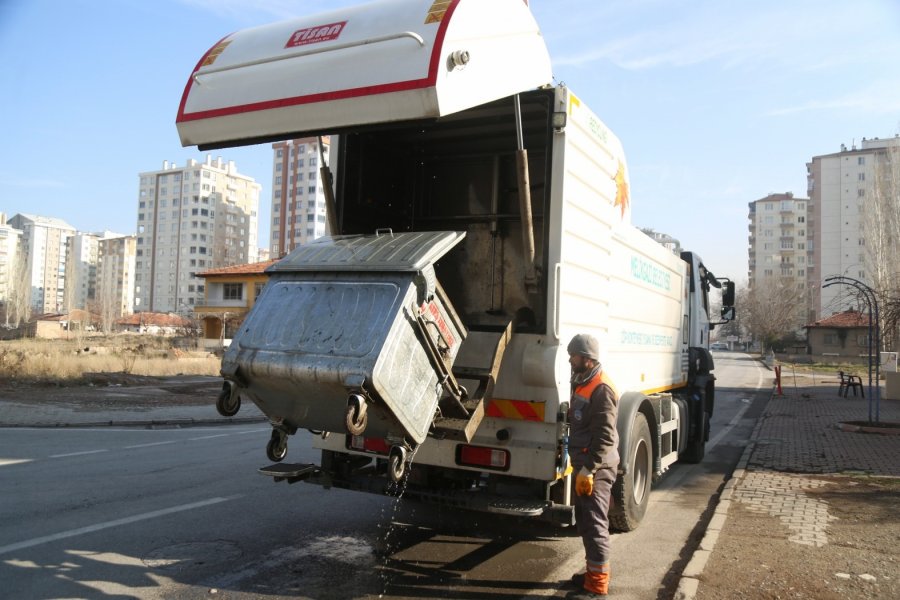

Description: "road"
0 352 768 599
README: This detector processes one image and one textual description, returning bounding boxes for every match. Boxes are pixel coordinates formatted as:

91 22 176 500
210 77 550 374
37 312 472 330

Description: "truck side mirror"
722 281 735 308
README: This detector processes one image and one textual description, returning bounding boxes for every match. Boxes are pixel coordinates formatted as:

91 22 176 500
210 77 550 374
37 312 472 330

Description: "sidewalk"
679 371 900 600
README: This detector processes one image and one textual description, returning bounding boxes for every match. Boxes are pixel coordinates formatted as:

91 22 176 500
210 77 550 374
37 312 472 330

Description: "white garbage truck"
177 0 735 530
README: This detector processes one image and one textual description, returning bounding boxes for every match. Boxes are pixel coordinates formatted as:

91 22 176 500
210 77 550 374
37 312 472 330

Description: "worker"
566 333 619 598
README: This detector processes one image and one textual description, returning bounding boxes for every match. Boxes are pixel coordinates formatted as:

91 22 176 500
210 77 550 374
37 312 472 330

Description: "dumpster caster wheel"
267 431 287 462
388 446 408 483
345 394 368 436
216 382 241 417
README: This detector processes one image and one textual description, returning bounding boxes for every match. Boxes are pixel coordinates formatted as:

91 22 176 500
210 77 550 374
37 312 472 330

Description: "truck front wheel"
610 412 652 532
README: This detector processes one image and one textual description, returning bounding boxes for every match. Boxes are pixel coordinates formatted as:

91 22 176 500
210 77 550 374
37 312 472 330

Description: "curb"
1 416 268 429
673 387 773 600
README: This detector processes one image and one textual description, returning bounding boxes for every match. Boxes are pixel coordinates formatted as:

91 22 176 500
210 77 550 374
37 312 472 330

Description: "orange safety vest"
573 371 618 405
569 370 620 467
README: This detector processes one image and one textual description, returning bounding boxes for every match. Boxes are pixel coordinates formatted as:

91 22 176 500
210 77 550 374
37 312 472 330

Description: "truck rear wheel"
610 412 652 532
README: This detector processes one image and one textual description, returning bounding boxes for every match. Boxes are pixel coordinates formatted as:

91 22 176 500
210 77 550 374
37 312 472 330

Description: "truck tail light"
348 435 390 454
456 444 510 471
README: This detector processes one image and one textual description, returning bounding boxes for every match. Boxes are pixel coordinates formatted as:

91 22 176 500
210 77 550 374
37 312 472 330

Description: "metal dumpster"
221 230 468 448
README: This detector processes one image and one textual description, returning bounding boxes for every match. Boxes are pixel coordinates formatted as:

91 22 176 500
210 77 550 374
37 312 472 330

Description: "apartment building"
0 214 21 307
747 192 813 325
64 230 129 312
806 136 900 318
7 213 76 314
135 156 261 313
97 235 137 319
65 232 100 311
270 137 331 257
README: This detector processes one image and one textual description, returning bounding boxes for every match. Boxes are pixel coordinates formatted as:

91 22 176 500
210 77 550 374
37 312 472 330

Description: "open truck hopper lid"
176 0 552 149
268 230 466 273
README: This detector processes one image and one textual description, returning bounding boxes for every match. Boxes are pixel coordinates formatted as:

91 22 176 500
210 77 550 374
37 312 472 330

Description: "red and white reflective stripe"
485 398 545 422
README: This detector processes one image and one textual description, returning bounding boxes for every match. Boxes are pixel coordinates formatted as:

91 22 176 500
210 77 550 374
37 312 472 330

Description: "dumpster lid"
269 230 466 273
176 0 552 149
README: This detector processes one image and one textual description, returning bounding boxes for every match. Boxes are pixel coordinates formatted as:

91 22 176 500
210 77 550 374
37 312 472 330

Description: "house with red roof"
116 312 194 335
804 309 872 361
196 259 279 345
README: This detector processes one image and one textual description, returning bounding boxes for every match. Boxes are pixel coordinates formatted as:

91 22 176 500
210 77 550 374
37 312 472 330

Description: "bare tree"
863 140 900 351
742 278 807 352
91 273 118 334
8 245 31 328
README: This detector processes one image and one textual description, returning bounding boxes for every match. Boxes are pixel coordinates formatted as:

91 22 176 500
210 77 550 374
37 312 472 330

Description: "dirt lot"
0 374 221 410
695 475 899 600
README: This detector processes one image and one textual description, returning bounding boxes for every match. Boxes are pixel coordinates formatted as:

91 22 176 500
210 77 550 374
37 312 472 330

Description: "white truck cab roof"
176 0 552 149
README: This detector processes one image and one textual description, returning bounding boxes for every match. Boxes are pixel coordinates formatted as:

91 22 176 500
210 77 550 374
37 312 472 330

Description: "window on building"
223 283 243 300
823 333 838 346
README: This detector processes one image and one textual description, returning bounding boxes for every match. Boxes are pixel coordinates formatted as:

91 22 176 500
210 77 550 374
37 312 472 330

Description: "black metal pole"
823 276 881 422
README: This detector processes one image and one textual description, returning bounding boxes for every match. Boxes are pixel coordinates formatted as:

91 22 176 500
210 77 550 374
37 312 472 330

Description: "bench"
838 371 864 398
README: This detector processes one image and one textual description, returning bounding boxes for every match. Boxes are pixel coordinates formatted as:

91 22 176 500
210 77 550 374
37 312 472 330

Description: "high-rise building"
65 232 100 311
135 156 260 313
806 136 900 318
8 213 76 314
0 213 23 314
65 231 129 312
747 192 813 325
97 235 137 320
270 137 331 257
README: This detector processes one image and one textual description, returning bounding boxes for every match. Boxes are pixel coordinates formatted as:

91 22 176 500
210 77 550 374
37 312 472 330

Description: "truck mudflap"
259 461 575 525
223 231 511 458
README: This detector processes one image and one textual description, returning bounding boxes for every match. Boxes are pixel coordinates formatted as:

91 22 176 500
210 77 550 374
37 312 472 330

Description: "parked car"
710 342 729 351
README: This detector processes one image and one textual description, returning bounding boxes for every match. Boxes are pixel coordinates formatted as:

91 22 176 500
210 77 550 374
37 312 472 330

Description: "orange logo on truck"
613 160 630 218
425 0 453 24
285 21 347 48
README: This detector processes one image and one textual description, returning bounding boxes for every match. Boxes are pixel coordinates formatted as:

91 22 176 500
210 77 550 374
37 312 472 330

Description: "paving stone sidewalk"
677 372 900 599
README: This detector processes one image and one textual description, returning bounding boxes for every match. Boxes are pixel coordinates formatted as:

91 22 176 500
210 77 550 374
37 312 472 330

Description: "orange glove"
575 467 594 496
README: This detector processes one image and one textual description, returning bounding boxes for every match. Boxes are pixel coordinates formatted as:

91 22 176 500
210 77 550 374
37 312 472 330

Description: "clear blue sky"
2 0 898 283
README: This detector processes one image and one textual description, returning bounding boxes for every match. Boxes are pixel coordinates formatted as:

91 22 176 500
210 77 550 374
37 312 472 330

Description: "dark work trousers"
573 466 617 564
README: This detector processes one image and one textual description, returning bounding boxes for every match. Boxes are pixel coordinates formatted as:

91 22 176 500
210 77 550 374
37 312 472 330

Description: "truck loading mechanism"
181 0 735 530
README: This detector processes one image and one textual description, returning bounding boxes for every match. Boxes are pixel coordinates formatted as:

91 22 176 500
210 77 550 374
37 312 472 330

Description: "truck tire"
610 412 652 532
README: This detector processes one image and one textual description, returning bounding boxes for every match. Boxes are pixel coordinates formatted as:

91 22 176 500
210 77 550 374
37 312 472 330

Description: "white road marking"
0 458 33 466
49 449 109 458
123 441 177 449
0 496 242 556
188 434 230 441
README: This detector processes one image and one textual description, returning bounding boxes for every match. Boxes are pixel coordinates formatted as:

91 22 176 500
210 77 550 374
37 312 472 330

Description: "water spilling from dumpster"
375 445 420 598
